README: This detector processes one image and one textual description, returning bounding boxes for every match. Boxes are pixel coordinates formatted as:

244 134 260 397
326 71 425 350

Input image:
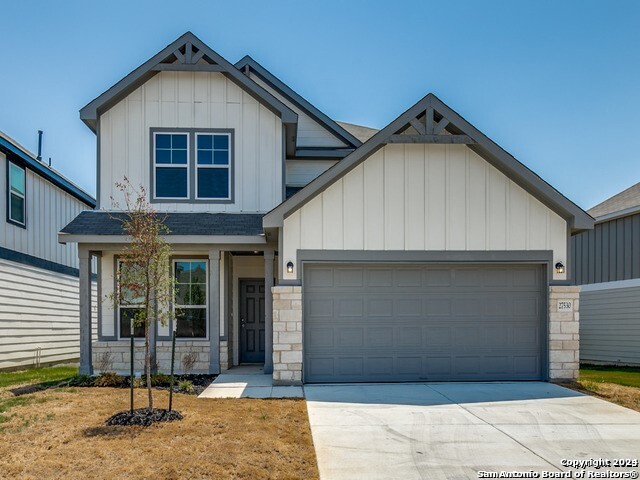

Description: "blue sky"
1 0 638 209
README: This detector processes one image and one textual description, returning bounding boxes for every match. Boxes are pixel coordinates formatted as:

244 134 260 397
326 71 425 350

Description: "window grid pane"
154 133 189 199
154 131 233 201
9 163 25 195
8 163 25 224
174 261 207 338
120 307 145 338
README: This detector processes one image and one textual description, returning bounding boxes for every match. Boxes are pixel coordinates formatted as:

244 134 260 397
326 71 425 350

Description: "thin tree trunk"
145 287 153 410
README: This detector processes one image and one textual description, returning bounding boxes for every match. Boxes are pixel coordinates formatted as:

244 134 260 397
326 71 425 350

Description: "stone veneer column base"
92 340 211 375
220 340 229 371
272 286 303 385
548 285 581 381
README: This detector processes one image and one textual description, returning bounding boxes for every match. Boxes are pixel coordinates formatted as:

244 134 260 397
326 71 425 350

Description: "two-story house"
0 130 96 370
60 32 593 384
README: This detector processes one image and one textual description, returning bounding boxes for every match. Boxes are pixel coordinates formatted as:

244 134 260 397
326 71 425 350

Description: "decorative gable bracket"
151 40 226 72
387 105 476 144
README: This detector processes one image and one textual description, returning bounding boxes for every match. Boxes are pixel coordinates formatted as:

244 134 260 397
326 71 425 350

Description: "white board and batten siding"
249 73 348 149
282 144 568 281
99 71 283 213
580 280 640 366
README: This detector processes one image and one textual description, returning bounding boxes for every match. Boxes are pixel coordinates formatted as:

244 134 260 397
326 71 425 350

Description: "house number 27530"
557 300 573 312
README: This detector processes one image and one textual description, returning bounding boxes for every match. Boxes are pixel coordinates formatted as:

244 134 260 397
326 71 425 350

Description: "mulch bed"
106 408 183 427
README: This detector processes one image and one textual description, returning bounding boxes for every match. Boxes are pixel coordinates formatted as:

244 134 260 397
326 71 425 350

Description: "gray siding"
580 284 640 366
572 213 640 285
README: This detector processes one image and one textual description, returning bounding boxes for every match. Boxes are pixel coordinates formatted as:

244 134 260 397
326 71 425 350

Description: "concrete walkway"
305 382 640 480
198 365 304 399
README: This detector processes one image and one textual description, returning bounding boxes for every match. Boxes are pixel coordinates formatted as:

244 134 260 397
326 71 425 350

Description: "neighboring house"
60 32 593 384
572 182 640 366
0 131 96 370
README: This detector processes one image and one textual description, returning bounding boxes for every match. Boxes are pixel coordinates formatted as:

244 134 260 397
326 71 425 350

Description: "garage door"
303 264 546 383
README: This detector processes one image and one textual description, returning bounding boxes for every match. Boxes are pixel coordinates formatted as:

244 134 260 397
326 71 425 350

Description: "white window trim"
194 132 232 201
152 131 190 201
173 259 209 340
7 160 26 227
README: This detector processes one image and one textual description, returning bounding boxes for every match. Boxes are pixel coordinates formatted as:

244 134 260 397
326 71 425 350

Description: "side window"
196 133 231 200
174 260 207 338
153 133 189 199
117 261 145 338
7 161 26 227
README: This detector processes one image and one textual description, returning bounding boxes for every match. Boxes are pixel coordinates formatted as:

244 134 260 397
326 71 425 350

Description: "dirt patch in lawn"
0 387 318 479
557 380 640 413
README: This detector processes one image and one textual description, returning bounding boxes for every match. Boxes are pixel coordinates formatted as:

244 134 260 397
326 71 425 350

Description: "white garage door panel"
303 264 545 383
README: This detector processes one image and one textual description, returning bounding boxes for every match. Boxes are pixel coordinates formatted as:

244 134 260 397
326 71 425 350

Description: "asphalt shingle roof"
589 181 640 218
61 211 264 236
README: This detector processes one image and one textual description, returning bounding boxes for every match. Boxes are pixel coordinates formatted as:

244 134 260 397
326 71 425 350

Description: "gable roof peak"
264 93 592 233
79 32 298 154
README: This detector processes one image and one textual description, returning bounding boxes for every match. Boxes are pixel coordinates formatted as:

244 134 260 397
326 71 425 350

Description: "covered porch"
59 212 278 377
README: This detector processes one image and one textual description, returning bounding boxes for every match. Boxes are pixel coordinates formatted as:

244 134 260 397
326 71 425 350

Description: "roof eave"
235 55 362 149
58 233 267 245
264 93 593 234
0 136 96 208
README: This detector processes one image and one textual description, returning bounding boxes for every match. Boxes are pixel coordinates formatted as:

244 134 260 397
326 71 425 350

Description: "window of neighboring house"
174 260 207 338
153 132 189 199
195 133 231 200
7 161 26 226
118 261 146 338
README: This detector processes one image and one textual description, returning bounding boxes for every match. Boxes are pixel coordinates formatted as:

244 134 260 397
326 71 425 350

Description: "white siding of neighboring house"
286 159 338 187
0 152 89 269
0 258 97 370
99 71 283 213
0 151 95 370
282 144 568 281
249 73 348 149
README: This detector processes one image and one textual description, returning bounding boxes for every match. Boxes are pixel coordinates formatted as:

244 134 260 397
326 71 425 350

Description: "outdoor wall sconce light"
287 261 294 274
555 262 565 274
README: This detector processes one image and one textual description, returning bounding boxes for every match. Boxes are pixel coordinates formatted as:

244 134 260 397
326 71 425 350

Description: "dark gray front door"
240 279 265 364
304 263 546 383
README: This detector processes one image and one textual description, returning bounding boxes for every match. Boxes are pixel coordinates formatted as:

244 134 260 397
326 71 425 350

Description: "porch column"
264 250 274 374
78 246 93 375
209 249 221 374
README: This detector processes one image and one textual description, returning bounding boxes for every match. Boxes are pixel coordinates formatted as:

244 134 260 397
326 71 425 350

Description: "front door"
239 279 265 363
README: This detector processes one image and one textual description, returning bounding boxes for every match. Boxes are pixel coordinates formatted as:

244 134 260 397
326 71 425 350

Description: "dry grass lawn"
558 380 640 413
0 387 318 479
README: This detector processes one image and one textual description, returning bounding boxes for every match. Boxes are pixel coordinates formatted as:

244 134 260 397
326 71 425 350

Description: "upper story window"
196 134 231 200
153 133 189 199
7 161 26 227
152 129 233 203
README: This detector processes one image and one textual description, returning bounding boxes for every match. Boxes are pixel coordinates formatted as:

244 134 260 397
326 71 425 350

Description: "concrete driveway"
305 382 640 480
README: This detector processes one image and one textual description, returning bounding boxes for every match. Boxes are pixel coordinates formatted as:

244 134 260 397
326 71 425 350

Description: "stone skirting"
548 285 581 381
220 340 229 371
92 340 210 375
272 286 302 385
